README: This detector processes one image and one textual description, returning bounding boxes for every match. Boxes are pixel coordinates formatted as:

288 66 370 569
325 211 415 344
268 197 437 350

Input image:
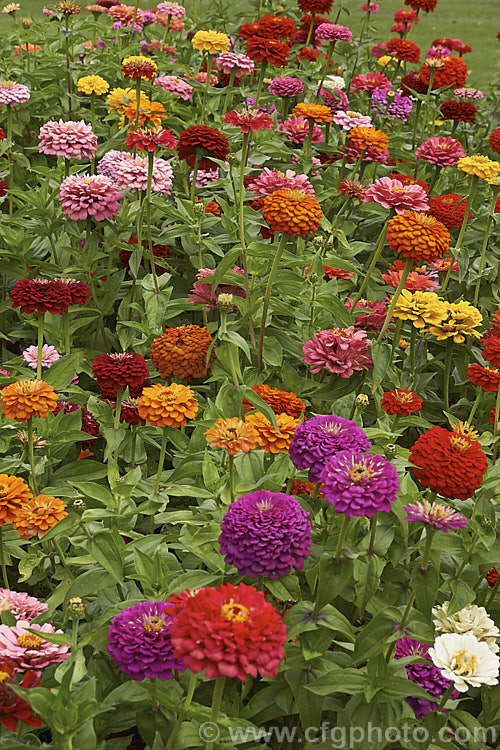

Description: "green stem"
443 338 454 413
0 528 9 588
154 427 169 495
228 453 235 503
334 515 350 560
421 528 436 569
304 13 315 47
492 384 500 464
71 618 79 650
386 592 415 662
134 77 141 131
201 54 214 120
206 676 226 750
352 217 389 306
409 325 416 374
52 538 73 580
467 390 481 423
222 68 236 114
146 152 160 295
63 311 71 355
486 574 500 609
236 135 257 349
130 0 140 32
253 60 268 107
376 259 413 343
315 42 335 102
190 154 200 203
165 672 198 750
27 419 40 496
473 190 497 307
437 684 455 713
36 312 45 380
442 175 479 292
367 512 378 557
418 69 436 144
389 318 402 366
161 13 171 49
6 106 13 216
129 425 137 469
113 388 124 430
257 233 288 373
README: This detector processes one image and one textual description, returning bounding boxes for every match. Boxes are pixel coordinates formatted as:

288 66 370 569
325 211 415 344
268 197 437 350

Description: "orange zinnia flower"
292 102 333 123
13 495 67 540
246 412 299 453
1 380 58 422
137 383 198 428
0 474 32 526
245 384 305 418
347 126 389 152
121 55 158 82
205 417 259 455
150 325 215 381
386 211 450 263
121 101 168 130
262 189 322 236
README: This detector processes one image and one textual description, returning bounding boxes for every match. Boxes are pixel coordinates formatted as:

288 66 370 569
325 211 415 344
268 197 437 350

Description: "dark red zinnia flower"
296 47 323 62
381 389 423 416
10 279 72 315
409 426 487 500
489 128 500 155
120 235 171 275
92 352 149 399
57 278 91 306
53 400 100 448
0 180 8 197
255 13 296 39
0 660 42 732
440 100 476 123
428 193 471 229
400 72 427 95
297 0 333 12
404 0 437 11
486 567 499 588
126 128 177 153
119 397 146 426
177 125 230 170
238 21 261 40
0 129 5 140
299 14 330 32
420 57 468 90
386 38 420 63
467 363 500 392
245 36 290 68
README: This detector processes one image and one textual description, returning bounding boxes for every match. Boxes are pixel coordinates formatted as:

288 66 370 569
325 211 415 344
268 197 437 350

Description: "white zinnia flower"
323 75 345 91
429 633 499 692
432 602 499 653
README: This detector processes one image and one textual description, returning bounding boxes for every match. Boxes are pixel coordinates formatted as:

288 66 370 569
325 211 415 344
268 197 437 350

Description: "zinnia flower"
114 155 173 195
292 102 332 123
371 89 413 122
0 662 41 731
297 0 333 12
382 260 438 292
170 582 287 681
332 110 373 130
420 57 468 90
321 450 400 517
457 155 500 181
219 491 312 578
302 327 373 377
0 621 70 670
13 495 67 539
154 75 193 100
416 137 466 167
440 100 476 123
150 324 215 381
268 77 304 97
289 414 371 482
58 174 121 221
205 418 259 455
344 298 388 332
11 279 73 316
262 189 322 236
403 501 468 532
278 116 324 145
364 177 428 213
466 364 500 392
351 72 391 92
77 75 109 95
426 300 482 343
489 128 500 155
409 425 487 500
245 36 290 68
0 475 32 526
386 211 450 263
428 193 471 229
137 383 198 428
245 384 305 417
347 126 389 152
386 38 420 62
433 603 500 653
1 380 58 422
248 169 314 197
381 389 422 415
223 108 273 133
23 345 60 370
38 119 97 161
0 590 48 622
216 52 254 78
177 125 229 171
192 29 230 54
92 352 149 399
429 633 499 692
126 128 177 152
393 289 448 328
108 601 184 680
0 81 30 107
121 55 157 81
315 23 352 42
245 412 299 453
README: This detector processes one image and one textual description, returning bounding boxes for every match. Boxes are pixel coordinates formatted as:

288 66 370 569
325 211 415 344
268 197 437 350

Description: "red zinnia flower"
400 72 427 95
245 36 290 68
0 129 5 140
10 279 72 315
238 21 262 39
119 397 146 426
255 13 296 39
409 426 487 501
92 352 149 399
420 57 468 90
428 193 471 229
177 125 230 170
170 582 287 681
440 100 476 123
386 38 420 63
297 0 333 12
467 364 500 392
404 0 437 11
0 661 42 731
296 47 323 63
481 322 500 367
223 108 273 133
57 278 91 306
126 128 177 152
489 128 500 155
381 389 423 416
486 568 499 588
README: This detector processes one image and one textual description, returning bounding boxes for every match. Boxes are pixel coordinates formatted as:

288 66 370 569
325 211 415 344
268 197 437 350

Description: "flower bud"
308 272 319 285
313 235 325 249
21 16 32 27
217 293 234 311
193 201 205 215
73 498 86 512
384 443 397 458
68 597 84 618
355 393 369 409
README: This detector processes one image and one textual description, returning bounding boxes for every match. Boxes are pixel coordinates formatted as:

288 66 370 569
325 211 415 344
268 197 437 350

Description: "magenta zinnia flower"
23 345 61 369
97 149 130 179
345 298 388 333
363 177 429 213
154 75 193 100
247 168 315 197
315 23 353 43
114 155 173 194
268 76 305 97
38 119 97 160
189 267 246 310
190 168 219 186
454 87 483 100
224 108 273 133
0 590 48 622
0 620 70 670
415 137 466 167
278 116 324 145
215 52 254 77
403 500 468 532
58 174 121 221
332 110 373 130
0 81 30 107
303 327 373 377
351 72 391 92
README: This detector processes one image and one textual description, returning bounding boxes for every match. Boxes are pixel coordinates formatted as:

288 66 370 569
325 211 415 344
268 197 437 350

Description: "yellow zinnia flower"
393 290 448 329
457 155 500 181
107 87 149 114
192 30 231 55
426 300 482 343
377 55 395 67
77 75 110 96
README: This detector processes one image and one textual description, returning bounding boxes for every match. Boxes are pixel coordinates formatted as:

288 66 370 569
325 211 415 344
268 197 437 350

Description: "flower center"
142 614 166 632
348 463 374 484
0 81 15 90
220 599 250 623
109 353 132 361
321 421 342 435
414 213 437 227
394 391 413 403
256 499 273 512
0 484 8 496
17 633 43 650
449 434 471 451
0 671 10 683
452 421 479 440
283 189 308 202
450 648 477 677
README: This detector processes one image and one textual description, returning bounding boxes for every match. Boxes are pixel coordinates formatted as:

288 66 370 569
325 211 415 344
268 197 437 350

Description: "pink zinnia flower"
426 44 451 58
190 168 219 186
115 155 173 194
23 345 61 369
415 137 466 167
0 620 70 671
268 77 304 97
195 72 218 86
341 141 391 164
97 149 129 180
332 110 373 130
248 168 315 197
0 81 30 107
371 42 388 58
454 87 483 100
278 116 324 145
361 2 379 11
302 327 373 377
38 119 97 161
382 260 438 292
0 590 48 622
154 75 193 100
156 2 186 17
215 52 254 78
345 298 388 333
363 177 429 213
224 108 273 133
58 174 121 221
315 23 353 43
351 72 391 92
189 267 246 310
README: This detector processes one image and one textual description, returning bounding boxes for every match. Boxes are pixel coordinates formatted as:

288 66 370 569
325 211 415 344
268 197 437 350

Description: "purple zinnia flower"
395 637 459 719
268 76 305 97
371 89 413 122
107 601 184 681
289 415 371 483
97 149 130 180
218 490 312 578
321 450 400 517
321 88 349 114
403 500 468 532
315 23 353 43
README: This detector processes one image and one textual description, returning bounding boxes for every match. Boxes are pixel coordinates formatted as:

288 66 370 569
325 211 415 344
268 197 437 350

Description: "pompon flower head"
150 325 215 381
351 72 391 92
107 601 184 681
170 582 287 681
154 75 193 100
14 495 67 539
0 475 32 526
302 327 373 377
466 364 500 392
38 120 97 161
218 491 312 578
429 633 499 692
245 36 290 68
344 298 388 333
137 383 198 428
92 352 149 399
11 279 72 315
23 345 60 370
97 149 130 179
426 300 482 344
245 384 305 418
428 193 471 229
440 100 476 123
393 290 448 329
420 57 468 90
245 412 299 453
395 637 459 719
216 52 254 78
381 389 423 416
321 450 400 517
371 90 413 122
0 81 30 107
382 260 438 293
224 108 273 133
0 620 70 670
1 380 58 422
268 77 304 97
205 418 259 455
404 501 468 532
292 102 332 124
386 38 420 63
157 1 186 17
121 55 157 81
332 110 373 130
57 278 90 306
58 174 121 221
114 155 173 194
248 169 314 197
454 87 483 100
77 75 109 95
288 414 371 482
297 0 333 12
278 116 324 145
347 126 389 152
489 128 500 155
409 425 487 501
315 23 353 43
192 30 231 54
386 211 450 263
262 189 322 236
457 155 500 181
177 125 229 171
126 128 177 153
364 177 429 213
432 603 500 653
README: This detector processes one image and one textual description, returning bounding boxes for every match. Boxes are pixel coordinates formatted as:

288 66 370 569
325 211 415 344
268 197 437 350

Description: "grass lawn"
8 0 500 89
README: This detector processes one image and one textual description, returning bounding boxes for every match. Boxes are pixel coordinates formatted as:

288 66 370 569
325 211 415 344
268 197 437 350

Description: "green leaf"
43 351 84 390
447 580 476 615
220 331 251 362
352 609 401 665
305 668 366 696
411 565 440 617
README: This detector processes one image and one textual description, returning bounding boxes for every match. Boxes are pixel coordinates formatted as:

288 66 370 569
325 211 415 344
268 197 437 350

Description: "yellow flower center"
0 484 8 496
142 614 166 632
450 648 477 677
449 434 471 451
348 464 374 483
0 671 10 683
414 213 437 227
17 633 43 650
220 599 250 623
452 421 479 440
